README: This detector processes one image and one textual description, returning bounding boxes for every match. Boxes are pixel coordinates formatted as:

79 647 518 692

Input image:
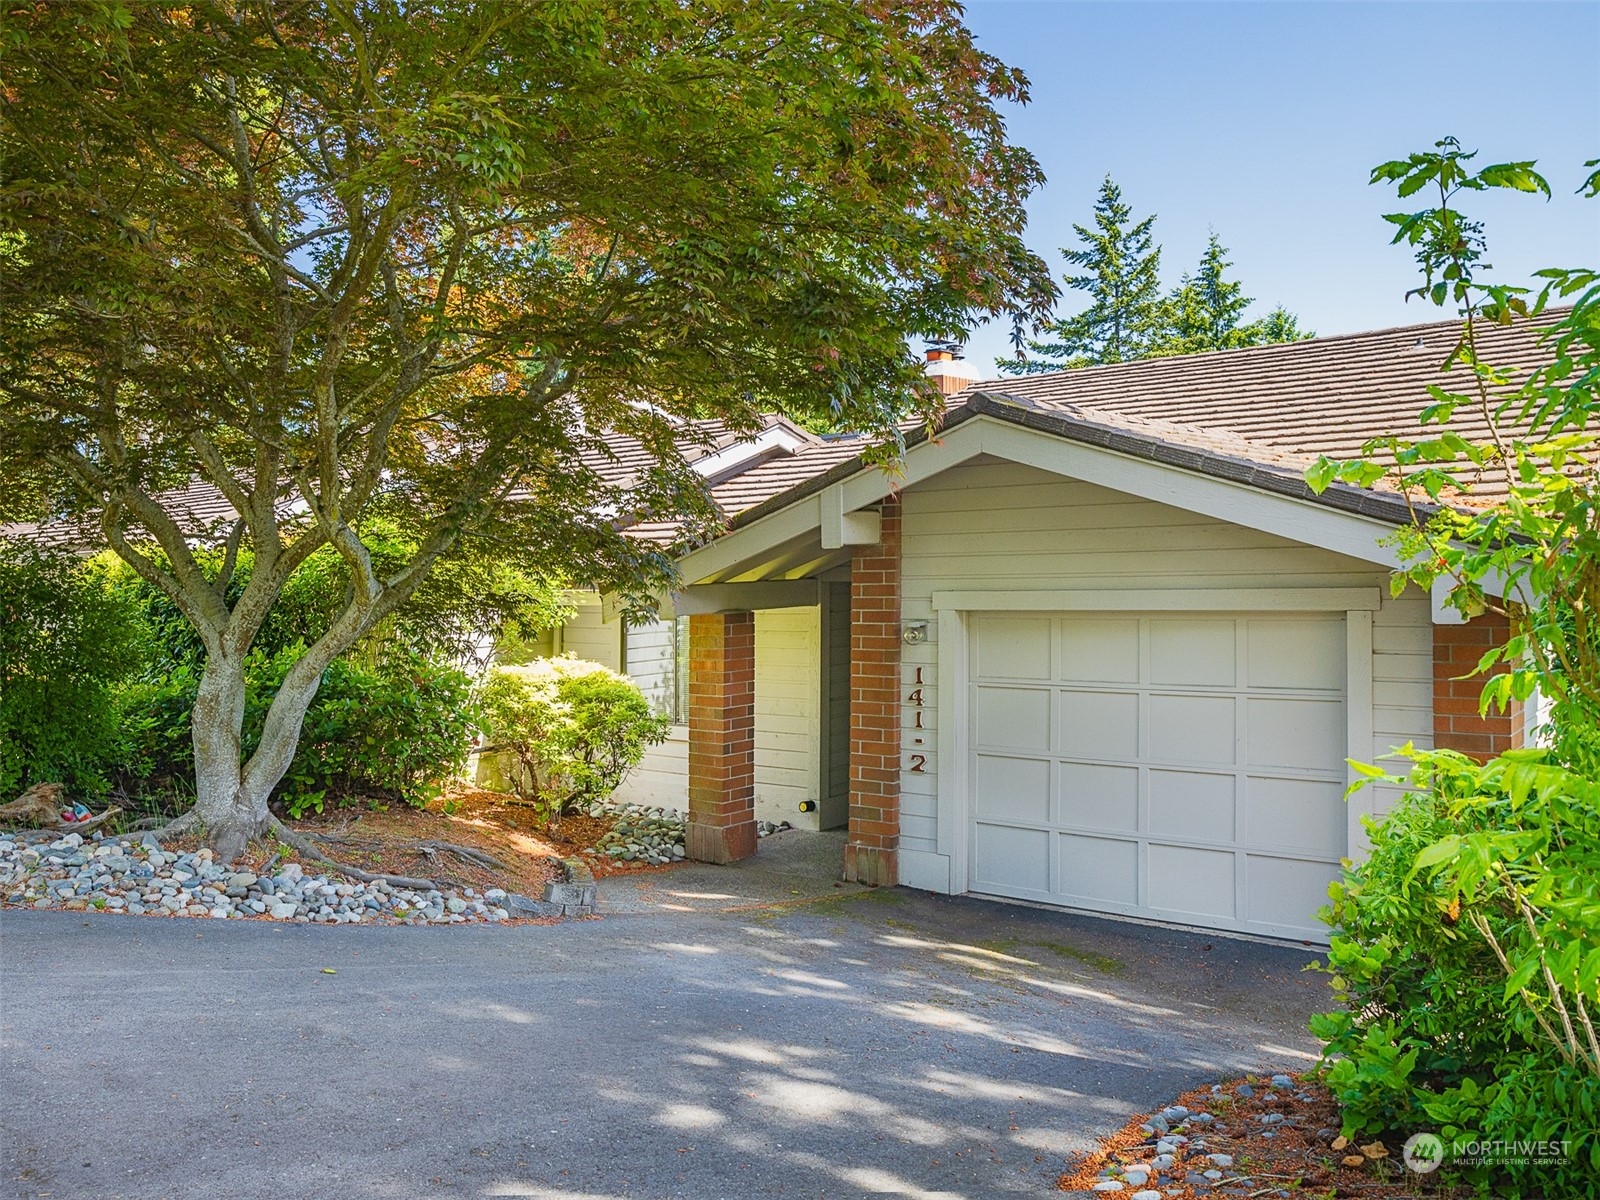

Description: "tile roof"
5 312 1561 555
716 310 1565 535
956 311 1562 503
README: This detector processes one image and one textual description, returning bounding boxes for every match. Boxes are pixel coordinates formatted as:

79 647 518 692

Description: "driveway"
1 832 1330 1200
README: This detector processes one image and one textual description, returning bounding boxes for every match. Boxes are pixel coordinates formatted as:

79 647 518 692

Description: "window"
671 615 691 725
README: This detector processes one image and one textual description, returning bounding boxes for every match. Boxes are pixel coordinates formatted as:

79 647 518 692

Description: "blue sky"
959 0 1600 372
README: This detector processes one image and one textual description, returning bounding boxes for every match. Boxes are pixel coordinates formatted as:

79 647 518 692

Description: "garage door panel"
1246 855 1340 936
968 612 1347 942
1059 618 1140 683
1248 618 1345 690
972 616 1052 680
1246 697 1345 771
974 754 1051 824
1058 690 1139 759
1059 762 1139 832
1059 833 1139 906
973 685 1050 751
1246 776 1346 856
1147 694 1235 764
972 823 1050 895
1147 844 1236 920
1149 618 1237 686
1148 769 1236 843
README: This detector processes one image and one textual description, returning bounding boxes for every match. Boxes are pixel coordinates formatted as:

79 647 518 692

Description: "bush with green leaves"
478 657 669 822
100 524 569 674
1303 141 1600 1195
0 542 145 798
119 646 476 816
1316 750 1600 1193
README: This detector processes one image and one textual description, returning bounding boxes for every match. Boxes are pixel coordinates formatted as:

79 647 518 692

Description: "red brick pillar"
685 611 758 864
1434 610 1524 760
844 497 901 887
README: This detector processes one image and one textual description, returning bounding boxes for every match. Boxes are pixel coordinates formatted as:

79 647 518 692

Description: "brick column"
844 497 901 887
685 611 758 864
1434 610 1524 760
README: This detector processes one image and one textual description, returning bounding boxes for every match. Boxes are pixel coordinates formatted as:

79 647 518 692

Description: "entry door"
966 613 1347 940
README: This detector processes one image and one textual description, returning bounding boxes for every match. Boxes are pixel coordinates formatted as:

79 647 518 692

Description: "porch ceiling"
685 531 851 585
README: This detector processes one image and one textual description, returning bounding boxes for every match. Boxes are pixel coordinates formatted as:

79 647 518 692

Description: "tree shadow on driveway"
0 867 1328 1200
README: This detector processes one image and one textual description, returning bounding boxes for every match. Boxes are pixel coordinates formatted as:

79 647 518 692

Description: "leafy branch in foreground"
0 1 1055 858
1305 138 1600 1193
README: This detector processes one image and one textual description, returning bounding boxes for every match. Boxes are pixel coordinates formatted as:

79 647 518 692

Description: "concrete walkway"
595 830 867 915
0 830 1330 1200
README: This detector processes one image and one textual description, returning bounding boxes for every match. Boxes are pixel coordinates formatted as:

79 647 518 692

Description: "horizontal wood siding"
626 618 678 720
899 459 1434 865
753 607 822 829
556 598 622 671
605 609 822 826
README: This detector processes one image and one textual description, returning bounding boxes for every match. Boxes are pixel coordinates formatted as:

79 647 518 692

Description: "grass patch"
976 936 1126 976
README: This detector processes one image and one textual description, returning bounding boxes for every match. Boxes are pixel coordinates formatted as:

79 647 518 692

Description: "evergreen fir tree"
1150 233 1314 357
999 175 1162 372
1239 304 1312 347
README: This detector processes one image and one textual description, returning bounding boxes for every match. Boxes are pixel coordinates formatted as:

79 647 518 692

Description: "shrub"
1314 749 1600 1194
478 656 669 820
119 647 476 815
0 543 145 797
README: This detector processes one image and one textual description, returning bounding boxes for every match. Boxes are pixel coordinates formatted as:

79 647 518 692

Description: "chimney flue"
923 341 979 396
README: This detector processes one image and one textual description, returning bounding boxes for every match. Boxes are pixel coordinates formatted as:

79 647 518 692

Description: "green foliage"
1307 138 1600 769
1315 749 1600 1193
0 542 145 797
120 647 475 815
100 526 570 673
1002 185 1310 372
0 3 1057 824
1154 234 1315 357
1303 138 1600 1196
1002 175 1164 371
478 657 669 821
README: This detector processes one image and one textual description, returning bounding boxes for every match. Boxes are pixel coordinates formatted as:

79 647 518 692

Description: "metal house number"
907 667 927 773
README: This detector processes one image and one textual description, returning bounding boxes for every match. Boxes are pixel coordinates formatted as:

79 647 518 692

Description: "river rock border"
1 830 569 925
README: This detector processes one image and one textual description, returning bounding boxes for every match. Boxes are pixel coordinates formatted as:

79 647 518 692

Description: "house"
542 315 1549 942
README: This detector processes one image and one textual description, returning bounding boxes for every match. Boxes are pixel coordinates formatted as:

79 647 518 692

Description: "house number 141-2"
907 667 926 773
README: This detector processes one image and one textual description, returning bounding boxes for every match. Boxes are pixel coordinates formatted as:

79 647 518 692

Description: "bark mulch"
1057 1072 1469 1198
281 785 673 891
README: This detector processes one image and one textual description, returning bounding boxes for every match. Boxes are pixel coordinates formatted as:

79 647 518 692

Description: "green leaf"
1411 836 1463 876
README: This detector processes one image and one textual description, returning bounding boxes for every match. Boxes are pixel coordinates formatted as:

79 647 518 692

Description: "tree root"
266 817 440 891
418 841 506 871
302 830 505 873
135 809 200 846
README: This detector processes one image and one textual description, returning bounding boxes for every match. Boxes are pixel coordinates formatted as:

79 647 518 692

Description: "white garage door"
967 613 1347 940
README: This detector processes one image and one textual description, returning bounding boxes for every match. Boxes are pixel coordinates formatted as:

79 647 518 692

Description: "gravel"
576 800 791 866
0 832 520 926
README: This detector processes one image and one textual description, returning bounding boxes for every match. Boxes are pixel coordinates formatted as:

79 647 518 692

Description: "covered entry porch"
670 498 905 887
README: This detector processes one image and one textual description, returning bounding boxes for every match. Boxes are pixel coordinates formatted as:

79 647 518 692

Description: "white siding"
612 727 691 810
585 609 822 828
625 618 678 720
752 607 823 828
896 459 1435 893
555 596 622 670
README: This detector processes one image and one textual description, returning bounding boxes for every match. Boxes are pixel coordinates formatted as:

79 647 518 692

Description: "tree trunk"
189 643 340 863
189 649 267 863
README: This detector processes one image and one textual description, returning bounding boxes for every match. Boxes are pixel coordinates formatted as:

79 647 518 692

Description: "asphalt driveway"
1 832 1330 1200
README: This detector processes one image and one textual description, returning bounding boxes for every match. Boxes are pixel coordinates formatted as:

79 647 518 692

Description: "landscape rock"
0 835 562 928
